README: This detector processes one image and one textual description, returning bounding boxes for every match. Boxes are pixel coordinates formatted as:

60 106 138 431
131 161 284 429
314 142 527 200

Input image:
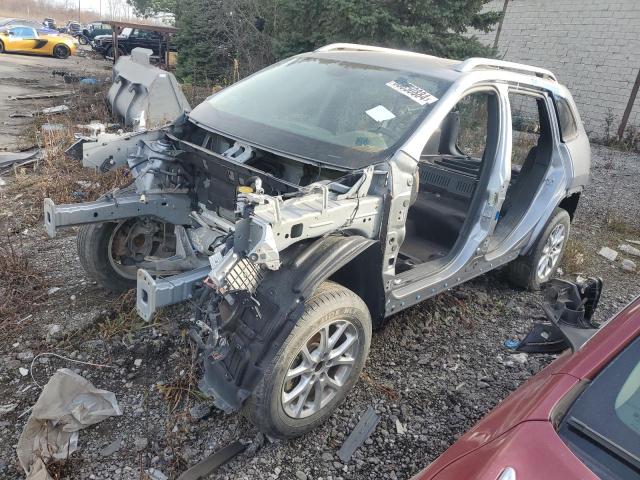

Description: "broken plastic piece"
176 440 246 480
337 406 380 463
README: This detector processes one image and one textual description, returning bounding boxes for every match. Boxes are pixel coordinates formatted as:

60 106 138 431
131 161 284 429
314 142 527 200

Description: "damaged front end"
45 116 385 412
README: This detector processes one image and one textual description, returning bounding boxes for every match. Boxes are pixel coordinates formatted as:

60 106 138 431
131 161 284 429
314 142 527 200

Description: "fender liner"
198 234 377 412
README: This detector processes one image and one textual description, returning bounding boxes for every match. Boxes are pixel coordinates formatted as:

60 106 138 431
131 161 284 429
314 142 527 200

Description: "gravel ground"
1 91 639 479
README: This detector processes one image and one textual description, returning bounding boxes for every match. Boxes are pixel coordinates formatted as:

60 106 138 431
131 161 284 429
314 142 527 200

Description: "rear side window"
555 98 579 142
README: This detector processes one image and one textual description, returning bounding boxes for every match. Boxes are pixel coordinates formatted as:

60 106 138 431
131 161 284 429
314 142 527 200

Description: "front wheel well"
328 244 385 328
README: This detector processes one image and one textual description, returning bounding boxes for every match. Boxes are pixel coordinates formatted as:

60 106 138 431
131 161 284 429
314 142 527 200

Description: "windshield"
192 56 451 169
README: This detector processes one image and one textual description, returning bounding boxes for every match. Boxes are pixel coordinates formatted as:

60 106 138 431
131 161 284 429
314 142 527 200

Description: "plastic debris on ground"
337 406 380 463
598 246 618 262
41 105 70 115
503 338 520 350
17 368 122 480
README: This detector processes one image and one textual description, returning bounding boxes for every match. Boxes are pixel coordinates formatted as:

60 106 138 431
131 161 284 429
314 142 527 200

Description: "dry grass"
562 237 587 274
2 84 132 226
95 290 158 340
157 341 206 412
606 214 640 237
0 232 48 324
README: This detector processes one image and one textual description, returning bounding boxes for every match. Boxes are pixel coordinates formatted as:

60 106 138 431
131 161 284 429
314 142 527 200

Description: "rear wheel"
245 281 372 439
0 40 4 53
53 44 70 59
78 35 89 45
507 208 570 290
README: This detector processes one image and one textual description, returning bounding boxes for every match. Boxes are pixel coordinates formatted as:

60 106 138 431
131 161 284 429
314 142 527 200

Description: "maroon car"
415 280 640 480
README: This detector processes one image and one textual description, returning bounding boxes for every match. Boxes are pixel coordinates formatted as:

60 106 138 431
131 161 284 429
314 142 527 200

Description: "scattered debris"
8 91 73 100
9 111 34 118
41 105 70 115
0 149 42 171
626 239 640 246
503 339 519 349
510 353 528 364
41 123 66 134
133 358 143 368
52 70 98 84
19 367 29 376
622 259 637 272
47 287 61 295
337 406 380 463
176 440 247 480
395 417 407 435
619 244 640 258
146 468 169 480
0 403 17 416
598 246 618 262
17 368 122 480
99 438 123 457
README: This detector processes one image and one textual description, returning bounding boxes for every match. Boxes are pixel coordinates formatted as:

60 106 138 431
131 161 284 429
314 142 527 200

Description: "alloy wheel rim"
537 223 566 281
281 320 359 419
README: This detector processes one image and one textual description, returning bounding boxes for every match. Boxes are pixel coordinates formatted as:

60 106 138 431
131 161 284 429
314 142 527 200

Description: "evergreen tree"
271 0 501 60
127 0 501 83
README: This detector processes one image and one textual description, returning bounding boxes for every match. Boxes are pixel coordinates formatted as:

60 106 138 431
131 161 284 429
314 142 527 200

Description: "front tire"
77 219 176 293
507 207 571 290
246 281 372 439
0 40 5 54
53 44 70 59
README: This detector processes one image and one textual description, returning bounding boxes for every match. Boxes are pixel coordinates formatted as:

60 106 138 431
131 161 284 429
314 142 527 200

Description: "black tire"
506 207 571 290
53 44 70 59
105 46 126 59
0 40 4 54
77 222 136 293
245 281 372 439
78 35 89 45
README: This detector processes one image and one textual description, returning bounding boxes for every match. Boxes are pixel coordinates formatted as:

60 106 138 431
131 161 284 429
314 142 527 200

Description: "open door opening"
397 90 500 273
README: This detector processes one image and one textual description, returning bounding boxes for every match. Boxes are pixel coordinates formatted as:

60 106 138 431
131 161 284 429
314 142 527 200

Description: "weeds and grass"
605 214 640 237
0 232 48 325
94 290 158 340
562 238 587 274
599 108 640 153
157 339 206 412
2 84 132 226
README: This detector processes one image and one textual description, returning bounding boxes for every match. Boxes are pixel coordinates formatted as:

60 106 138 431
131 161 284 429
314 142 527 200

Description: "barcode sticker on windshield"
386 80 438 106
366 105 396 122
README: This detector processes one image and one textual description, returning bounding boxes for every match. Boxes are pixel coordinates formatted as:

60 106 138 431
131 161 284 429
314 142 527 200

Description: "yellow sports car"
0 25 77 58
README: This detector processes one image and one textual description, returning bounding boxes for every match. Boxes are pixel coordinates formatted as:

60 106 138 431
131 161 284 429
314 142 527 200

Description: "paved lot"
0 50 108 150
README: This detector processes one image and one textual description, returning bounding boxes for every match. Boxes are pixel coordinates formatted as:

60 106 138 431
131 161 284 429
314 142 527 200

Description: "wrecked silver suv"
44 44 591 438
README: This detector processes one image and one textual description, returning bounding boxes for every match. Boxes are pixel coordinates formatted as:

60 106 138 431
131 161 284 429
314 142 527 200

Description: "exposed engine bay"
45 116 387 411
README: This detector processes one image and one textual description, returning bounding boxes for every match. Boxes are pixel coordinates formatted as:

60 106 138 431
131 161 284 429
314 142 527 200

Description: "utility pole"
78 0 81 20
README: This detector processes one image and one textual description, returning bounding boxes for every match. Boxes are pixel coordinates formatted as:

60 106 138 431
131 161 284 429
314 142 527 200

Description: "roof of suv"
308 43 558 85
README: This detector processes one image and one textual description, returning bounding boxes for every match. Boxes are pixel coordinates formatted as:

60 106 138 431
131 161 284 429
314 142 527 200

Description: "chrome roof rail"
455 58 557 82
314 43 438 59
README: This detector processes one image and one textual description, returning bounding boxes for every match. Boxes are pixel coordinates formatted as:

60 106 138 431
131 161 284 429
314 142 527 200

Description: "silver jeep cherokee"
44 43 590 438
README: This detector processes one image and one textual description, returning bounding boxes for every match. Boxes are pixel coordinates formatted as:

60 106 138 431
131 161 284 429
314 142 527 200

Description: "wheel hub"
281 320 359 419
537 223 566 281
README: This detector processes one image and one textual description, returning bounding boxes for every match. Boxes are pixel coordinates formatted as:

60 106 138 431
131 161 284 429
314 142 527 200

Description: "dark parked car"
92 27 174 58
43 18 56 30
415 280 640 480
81 21 112 41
